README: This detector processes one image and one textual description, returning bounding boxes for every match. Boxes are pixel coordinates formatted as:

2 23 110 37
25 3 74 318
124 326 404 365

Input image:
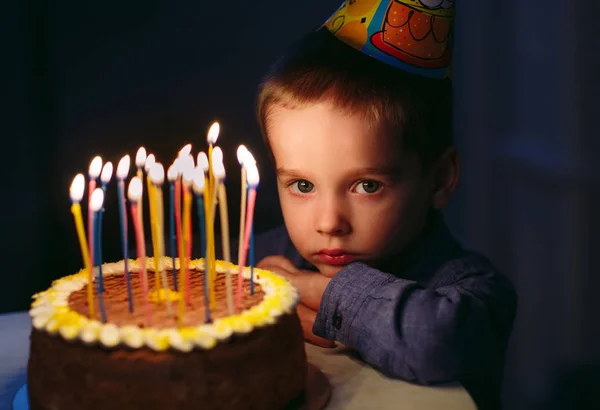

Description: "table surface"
0 311 477 410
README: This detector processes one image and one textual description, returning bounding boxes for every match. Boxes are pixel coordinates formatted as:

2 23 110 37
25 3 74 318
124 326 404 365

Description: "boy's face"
267 101 437 277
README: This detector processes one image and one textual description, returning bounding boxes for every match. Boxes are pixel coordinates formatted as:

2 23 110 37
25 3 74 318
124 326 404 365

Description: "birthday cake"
27 257 307 410
25 128 308 409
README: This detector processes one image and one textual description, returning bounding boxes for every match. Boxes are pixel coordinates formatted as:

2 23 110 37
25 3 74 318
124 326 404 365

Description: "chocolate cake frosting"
27 258 307 410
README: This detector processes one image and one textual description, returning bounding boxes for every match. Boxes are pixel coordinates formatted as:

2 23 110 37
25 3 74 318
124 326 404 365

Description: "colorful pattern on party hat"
324 0 454 78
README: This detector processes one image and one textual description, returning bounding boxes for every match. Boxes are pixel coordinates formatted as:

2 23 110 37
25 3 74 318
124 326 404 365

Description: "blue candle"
117 178 134 312
116 156 134 313
94 209 107 323
169 180 178 291
195 192 210 323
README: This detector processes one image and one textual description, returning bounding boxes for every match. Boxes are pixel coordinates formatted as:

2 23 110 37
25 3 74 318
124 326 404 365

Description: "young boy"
249 1 517 410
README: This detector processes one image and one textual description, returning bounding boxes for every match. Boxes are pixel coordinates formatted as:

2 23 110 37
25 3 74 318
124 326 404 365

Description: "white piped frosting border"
29 257 299 352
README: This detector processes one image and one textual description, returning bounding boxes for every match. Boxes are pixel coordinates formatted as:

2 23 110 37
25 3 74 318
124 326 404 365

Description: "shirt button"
333 314 342 330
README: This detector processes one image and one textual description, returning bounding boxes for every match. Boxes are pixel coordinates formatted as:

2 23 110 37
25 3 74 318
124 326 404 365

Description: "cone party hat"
323 0 454 78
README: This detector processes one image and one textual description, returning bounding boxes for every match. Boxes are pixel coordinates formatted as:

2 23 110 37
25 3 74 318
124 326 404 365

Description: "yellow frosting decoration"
148 288 182 304
28 257 299 352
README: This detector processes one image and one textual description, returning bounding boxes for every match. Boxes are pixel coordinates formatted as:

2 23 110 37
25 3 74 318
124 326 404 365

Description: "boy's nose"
314 197 351 236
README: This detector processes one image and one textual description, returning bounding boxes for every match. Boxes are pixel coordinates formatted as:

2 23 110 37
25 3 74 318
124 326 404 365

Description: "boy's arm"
312 259 517 384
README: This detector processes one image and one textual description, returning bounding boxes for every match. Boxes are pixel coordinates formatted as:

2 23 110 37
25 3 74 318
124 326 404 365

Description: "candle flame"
247 163 260 186
197 152 209 172
116 155 131 179
145 154 156 172
179 155 195 177
182 164 195 185
243 150 256 167
212 159 226 180
149 163 165 184
135 147 147 168
237 145 248 165
89 156 103 178
90 188 105 212
128 177 143 201
70 174 85 202
207 122 220 145
179 144 192 157
192 169 206 194
167 164 178 182
100 162 113 184
212 147 223 165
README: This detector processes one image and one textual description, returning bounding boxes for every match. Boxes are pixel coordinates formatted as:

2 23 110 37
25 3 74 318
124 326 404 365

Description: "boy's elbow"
405 340 464 384
369 339 463 384
403 325 496 384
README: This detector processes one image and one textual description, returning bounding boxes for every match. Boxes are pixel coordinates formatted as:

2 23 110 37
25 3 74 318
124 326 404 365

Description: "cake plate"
13 363 331 410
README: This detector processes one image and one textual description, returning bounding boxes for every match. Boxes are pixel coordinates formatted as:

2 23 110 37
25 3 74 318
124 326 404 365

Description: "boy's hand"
256 256 332 311
256 255 335 348
297 304 336 348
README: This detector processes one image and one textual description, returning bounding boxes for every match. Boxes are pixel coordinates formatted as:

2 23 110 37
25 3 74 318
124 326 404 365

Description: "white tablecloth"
0 312 477 410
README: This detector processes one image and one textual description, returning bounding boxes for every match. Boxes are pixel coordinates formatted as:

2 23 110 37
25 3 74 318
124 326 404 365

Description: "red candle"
128 177 151 327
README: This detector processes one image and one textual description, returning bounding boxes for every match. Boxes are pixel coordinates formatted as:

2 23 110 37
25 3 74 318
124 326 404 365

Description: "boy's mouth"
315 249 357 266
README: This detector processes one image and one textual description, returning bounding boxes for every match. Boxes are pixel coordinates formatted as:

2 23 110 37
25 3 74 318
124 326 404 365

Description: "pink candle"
128 177 151 327
236 163 259 310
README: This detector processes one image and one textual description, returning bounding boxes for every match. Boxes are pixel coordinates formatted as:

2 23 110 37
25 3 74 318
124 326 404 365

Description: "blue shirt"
249 212 517 410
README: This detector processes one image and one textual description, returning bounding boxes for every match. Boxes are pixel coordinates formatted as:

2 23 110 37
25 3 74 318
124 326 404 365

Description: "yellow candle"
70 174 95 318
218 182 233 315
146 173 161 294
206 122 220 309
173 161 186 326
203 182 216 308
149 163 172 315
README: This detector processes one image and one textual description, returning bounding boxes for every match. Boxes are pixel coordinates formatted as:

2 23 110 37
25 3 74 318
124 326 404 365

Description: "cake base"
15 363 330 410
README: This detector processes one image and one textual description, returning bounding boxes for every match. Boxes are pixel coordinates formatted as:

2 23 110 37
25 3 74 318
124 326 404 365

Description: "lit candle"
213 159 233 315
116 155 134 312
173 157 185 310
90 188 107 323
167 163 179 291
192 169 210 323
149 162 172 314
144 154 160 294
94 161 113 293
87 156 102 294
135 147 147 258
239 147 256 294
181 161 194 306
206 123 219 308
249 206 255 295
210 147 223 220
145 154 161 293
181 155 195 294
69 174 94 318
236 163 260 310
237 145 248 270
128 177 151 327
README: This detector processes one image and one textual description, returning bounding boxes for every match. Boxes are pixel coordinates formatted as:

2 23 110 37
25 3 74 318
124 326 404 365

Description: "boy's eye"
355 180 381 194
291 180 314 194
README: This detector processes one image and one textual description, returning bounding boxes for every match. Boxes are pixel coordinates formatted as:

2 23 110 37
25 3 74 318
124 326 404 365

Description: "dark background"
3 1 600 409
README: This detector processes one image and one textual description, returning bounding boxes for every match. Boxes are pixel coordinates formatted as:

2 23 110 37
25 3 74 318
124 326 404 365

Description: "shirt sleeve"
312 260 517 384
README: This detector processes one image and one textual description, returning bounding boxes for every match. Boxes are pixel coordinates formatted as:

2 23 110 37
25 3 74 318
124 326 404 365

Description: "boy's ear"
432 147 460 209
